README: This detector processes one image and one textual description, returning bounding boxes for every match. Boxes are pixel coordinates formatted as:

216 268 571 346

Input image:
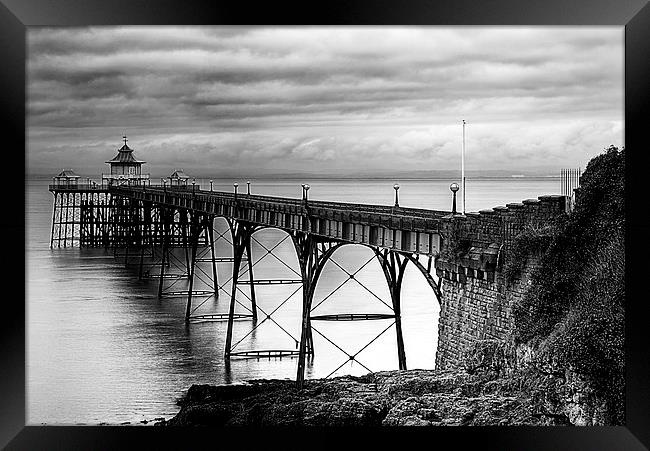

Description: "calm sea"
26 175 560 425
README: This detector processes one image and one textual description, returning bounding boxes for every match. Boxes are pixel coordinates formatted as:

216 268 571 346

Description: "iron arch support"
374 248 409 370
224 219 261 358
293 234 348 388
401 253 442 305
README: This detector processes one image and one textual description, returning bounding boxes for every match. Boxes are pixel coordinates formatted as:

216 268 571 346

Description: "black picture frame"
2 0 648 449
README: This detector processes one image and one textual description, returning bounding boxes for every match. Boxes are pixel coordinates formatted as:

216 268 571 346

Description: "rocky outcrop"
159 339 607 427
160 370 541 426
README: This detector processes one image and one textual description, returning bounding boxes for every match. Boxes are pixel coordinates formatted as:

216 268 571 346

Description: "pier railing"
48 184 109 192
111 185 446 253
117 185 451 221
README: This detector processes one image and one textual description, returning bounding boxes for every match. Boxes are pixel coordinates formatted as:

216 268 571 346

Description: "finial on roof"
123 135 128 146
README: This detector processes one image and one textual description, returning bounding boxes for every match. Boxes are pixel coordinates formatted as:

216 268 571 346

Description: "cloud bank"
27 26 623 177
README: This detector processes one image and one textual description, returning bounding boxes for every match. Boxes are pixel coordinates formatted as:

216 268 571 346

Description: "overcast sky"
27 26 623 178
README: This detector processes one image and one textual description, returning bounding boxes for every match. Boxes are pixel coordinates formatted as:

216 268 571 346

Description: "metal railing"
561 168 581 209
115 185 450 222
48 184 109 191
111 185 450 228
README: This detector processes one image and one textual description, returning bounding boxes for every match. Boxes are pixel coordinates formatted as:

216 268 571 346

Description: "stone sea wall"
434 195 567 370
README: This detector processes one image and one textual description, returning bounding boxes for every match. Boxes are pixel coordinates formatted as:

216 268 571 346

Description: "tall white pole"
462 119 466 214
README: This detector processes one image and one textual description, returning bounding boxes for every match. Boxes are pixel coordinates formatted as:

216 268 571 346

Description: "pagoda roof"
169 169 190 179
106 142 146 164
55 169 80 178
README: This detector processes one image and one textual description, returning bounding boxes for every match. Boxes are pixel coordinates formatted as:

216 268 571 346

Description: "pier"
47 139 574 388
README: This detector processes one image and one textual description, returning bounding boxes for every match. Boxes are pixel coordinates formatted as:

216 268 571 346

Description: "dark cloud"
27 26 623 177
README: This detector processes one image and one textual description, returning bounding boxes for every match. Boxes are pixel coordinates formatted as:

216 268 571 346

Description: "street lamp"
450 182 460 215
247 181 251 195
163 179 167 192
233 182 239 201
192 178 196 193
393 183 400 207
210 180 213 192
304 184 310 203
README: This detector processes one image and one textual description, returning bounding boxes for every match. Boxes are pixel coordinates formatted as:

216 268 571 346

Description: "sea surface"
26 175 560 425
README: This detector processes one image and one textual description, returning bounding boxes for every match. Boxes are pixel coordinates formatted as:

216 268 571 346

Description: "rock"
162 339 611 426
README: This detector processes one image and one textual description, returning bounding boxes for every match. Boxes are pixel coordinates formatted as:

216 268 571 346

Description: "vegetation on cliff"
512 145 625 424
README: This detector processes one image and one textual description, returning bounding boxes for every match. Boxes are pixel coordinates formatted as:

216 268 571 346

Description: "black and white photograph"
23 24 627 429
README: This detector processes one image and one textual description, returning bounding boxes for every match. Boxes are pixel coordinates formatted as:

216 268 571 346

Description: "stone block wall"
434 195 568 370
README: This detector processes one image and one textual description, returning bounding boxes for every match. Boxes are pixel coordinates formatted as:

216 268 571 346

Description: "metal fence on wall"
561 168 582 210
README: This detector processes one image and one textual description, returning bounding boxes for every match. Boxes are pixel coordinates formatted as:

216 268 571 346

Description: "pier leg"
50 193 57 248
307 317 314 356
138 238 146 280
245 237 257 320
207 217 219 300
70 193 75 246
294 235 335 389
150 207 158 260
63 193 69 247
224 221 257 358
58 194 64 247
224 236 245 358
158 209 169 299
124 211 130 267
112 197 119 256
377 249 408 371
181 211 191 276
295 236 318 389
394 294 407 371
296 288 313 388
185 214 200 322
57 195 64 247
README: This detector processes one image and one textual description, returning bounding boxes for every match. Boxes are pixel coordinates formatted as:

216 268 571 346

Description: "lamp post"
233 182 238 201
304 184 310 205
450 182 459 215
192 178 196 194
163 179 167 192
247 181 251 195
461 119 466 215
301 183 306 201
210 180 213 192
393 183 400 207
